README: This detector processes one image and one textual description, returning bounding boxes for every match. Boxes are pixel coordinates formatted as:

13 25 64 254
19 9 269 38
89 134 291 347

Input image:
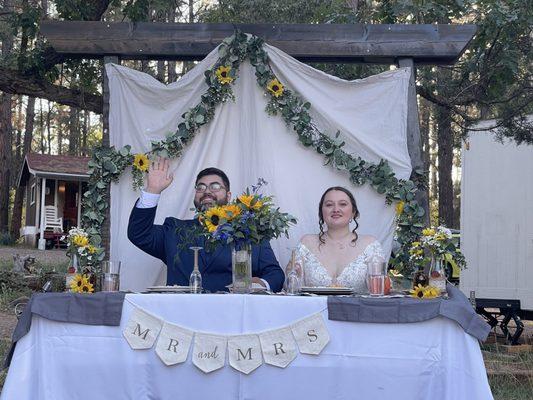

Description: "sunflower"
133 154 150 172
80 281 94 293
410 284 426 299
70 274 90 293
395 201 405 215
423 286 440 299
422 228 436 236
204 206 227 233
267 78 284 97
215 65 233 84
87 245 98 254
223 204 242 220
237 195 263 210
72 235 89 247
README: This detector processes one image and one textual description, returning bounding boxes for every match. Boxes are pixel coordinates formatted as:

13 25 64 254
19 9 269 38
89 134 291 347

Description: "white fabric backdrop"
1 295 493 400
107 44 412 291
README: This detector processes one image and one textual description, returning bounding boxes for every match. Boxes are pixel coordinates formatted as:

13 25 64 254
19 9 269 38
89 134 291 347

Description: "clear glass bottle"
189 246 203 293
65 253 79 292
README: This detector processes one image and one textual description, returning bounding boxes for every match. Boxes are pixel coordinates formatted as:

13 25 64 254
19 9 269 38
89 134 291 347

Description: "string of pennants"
122 302 330 374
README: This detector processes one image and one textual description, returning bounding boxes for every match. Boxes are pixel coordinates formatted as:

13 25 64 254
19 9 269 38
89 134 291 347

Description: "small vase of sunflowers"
63 227 103 293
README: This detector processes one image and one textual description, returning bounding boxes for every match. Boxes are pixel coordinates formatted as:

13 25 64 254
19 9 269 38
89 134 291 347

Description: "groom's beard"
194 194 228 211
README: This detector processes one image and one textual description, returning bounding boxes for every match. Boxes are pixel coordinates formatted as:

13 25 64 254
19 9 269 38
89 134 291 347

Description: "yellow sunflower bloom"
215 65 234 84
80 281 94 293
395 201 405 215
133 154 150 172
422 228 436 236
223 204 241 220
87 245 98 254
204 207 227 233
410 284 426 299
70 274 90 293
423 286 440 299
267 78 284 97
72 235 89 247
238 195 263 210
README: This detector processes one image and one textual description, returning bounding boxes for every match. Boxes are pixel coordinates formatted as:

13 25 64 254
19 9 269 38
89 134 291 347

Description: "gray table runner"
327 283 491 342
4 292 125 369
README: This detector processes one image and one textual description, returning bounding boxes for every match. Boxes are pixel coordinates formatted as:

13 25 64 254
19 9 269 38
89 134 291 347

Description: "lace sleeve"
365 240 385 262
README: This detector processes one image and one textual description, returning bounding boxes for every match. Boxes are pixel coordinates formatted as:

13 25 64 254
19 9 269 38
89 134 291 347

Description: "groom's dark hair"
196 167 230 191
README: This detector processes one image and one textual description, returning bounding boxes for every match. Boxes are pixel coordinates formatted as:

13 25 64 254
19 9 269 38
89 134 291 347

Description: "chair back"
43 206 63 232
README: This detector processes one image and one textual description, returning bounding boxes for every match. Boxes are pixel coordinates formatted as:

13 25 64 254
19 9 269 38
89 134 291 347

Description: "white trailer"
460 119 533 343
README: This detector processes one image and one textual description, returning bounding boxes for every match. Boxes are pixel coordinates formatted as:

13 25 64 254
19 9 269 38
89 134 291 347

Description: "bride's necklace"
326 232 353 250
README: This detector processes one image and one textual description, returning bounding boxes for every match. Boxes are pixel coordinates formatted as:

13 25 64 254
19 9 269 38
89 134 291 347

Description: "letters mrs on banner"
123 305 330 374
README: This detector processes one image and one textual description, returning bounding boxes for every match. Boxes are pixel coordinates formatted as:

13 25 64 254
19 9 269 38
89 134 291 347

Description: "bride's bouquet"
197 179 297 249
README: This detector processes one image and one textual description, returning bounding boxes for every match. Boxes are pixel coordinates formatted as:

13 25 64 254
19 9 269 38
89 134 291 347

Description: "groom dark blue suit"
127 205 285 293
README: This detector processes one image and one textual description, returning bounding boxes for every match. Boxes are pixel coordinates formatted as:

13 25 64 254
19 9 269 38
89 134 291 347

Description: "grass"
482 342 533 399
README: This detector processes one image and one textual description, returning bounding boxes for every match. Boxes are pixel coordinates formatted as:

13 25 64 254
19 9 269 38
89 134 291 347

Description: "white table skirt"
1 294 493 400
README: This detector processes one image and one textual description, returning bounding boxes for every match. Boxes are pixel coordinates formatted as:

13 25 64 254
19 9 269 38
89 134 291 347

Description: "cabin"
17 153 90 249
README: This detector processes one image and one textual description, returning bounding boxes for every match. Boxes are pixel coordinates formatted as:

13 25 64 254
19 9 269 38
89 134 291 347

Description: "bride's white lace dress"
296 240 384 293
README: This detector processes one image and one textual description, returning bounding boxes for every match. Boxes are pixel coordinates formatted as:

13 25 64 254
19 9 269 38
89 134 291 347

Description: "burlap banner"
122 302 330 374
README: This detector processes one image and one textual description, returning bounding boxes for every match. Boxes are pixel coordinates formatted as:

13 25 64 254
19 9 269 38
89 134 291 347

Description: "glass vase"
65 253 80 292
232 243 252 294
429 255 447 294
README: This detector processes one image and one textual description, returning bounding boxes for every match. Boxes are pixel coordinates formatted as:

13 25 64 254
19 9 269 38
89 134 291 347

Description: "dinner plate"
300 286 354 295
145 285 191 293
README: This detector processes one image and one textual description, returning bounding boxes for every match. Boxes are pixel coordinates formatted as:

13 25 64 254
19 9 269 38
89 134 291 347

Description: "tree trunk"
68 106 79 155
10 97 35 238
0 0 14 234
436 97 454 227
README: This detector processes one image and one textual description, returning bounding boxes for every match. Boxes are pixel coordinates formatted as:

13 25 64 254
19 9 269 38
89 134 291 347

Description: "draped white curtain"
107 43 411 291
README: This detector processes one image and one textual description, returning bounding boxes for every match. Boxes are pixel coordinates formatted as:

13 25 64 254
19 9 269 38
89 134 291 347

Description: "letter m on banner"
123 307 163 349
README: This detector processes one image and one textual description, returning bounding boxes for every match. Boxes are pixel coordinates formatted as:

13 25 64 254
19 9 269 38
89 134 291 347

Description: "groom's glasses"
195 182 226 193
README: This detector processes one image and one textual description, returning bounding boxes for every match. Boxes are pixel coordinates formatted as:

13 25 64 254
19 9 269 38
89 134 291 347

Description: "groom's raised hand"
145 157 173 194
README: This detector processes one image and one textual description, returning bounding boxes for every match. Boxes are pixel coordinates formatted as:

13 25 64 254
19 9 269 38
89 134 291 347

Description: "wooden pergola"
41 22 476 251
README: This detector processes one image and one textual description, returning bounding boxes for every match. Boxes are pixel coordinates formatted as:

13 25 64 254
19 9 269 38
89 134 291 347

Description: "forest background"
0 0 531 242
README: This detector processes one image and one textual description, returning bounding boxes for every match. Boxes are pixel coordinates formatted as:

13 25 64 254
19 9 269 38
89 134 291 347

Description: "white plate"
300 286 354 295
145 286 191 293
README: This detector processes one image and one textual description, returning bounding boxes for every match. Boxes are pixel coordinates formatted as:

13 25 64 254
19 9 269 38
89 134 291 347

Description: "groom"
127 158 285 292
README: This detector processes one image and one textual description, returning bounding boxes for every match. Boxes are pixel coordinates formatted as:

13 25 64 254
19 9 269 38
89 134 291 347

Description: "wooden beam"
40 22 476 65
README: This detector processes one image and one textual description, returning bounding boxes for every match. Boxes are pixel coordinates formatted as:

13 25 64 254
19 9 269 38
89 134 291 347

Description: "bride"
296 186 385 293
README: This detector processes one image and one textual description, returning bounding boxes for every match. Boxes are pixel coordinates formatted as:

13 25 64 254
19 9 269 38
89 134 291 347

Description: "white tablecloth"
1 294 493 400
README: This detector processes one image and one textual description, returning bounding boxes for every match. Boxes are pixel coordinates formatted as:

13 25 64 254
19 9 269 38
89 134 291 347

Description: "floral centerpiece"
196 179 297 292
408 226 466 293
64 227 104 293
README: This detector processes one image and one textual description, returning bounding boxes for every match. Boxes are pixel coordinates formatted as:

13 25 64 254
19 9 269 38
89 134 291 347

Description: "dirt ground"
0 246 68 265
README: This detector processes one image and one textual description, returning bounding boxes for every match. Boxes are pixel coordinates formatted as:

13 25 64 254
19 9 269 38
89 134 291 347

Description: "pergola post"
398 58 430 224
101 55 120 255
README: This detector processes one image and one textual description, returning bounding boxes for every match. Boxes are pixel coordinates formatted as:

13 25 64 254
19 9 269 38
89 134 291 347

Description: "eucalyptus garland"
82 31 425 275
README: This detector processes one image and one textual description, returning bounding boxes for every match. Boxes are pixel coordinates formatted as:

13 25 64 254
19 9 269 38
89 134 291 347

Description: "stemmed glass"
189 246 203 294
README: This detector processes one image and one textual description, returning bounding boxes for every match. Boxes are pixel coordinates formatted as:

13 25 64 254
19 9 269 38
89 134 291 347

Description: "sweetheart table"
1 292 493 400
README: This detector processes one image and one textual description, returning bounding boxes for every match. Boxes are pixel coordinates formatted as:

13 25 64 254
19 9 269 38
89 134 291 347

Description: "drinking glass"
285 248 305 295
101 261 121 292
366 257 386 296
